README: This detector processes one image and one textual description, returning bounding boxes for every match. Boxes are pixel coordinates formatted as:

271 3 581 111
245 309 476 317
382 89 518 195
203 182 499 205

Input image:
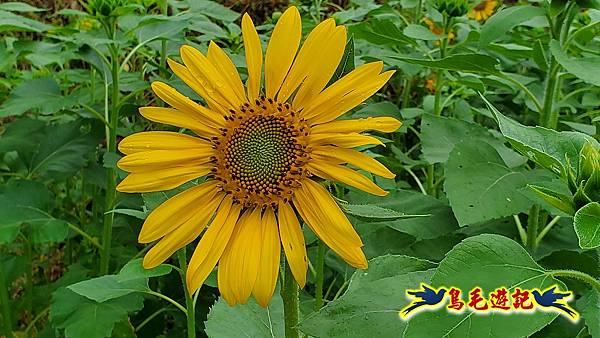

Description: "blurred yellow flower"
468 0 498 22
117 6 401 307
423 17 456 44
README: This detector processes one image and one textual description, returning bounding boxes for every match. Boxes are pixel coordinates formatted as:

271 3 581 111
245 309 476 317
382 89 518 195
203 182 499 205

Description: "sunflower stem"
0 260 14 338
281 261 300 338
550 270 600 292
314 239 326 310
100 19 120 275
527 204 540 250
177 248 196 338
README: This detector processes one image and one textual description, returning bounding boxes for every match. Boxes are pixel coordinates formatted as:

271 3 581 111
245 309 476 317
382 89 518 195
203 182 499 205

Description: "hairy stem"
314 239 326 310
177 248 196 338
281 261 300 338
550 270 600 292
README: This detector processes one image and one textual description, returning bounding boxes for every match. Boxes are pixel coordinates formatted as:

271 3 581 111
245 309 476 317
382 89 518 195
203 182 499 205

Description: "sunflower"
468 0 498 22
116 6 401 307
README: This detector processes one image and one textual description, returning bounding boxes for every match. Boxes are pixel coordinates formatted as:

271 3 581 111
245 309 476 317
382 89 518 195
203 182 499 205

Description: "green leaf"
403 24 439 41
480 6 545 46
532 39 548 71
389 54 500 74
347 190 459 240
420 114 525 167
444 140 547 226
0 10 52 32
343 204 429 221
67 259 172 302
187 0 239 22
348 19 416 47
205 289 284 338
0 2 46 12
0 77 78 117
404 234 562 337
550 40 600 86
51 288 143 338
330 36 355 83
483 96 598 178
528 184 576 215
574 202 600 249
298 255 436 337
578 290 600 338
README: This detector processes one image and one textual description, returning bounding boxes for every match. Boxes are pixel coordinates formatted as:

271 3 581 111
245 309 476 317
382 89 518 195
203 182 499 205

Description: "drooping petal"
151 82 226 128
118 132 211 155
139 107 217 137
308 133 383 148
301 61 383 119
207 41 247 103
312 146 395 179
241 13 263 100
117 149 214 172
277 19 346 109
180 45 244 110
252 207 280 307
307 70 395 125
137 180 220 243
187 196 242 295
278 201 307 288
264 6 301 98
142 192 225 268
167 59 230 116
293 179 367 268
116 165 212 193
219 207 262 304
307 159 388 196
310 117 402 134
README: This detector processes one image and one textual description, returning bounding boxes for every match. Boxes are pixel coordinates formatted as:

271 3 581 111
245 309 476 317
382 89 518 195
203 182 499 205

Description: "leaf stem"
0 261 14 338
527 205 540 250
314 239 326 310
281 260 300 338
550 269 600 292
513 215 527 246
536 216 561 246
177 248 196 338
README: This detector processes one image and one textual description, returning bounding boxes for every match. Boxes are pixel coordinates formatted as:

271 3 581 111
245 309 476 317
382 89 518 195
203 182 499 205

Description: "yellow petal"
180 45 243 110
264 6 301 98
301 62 383 119
167 59 230 116
312 146 395 179
118 131 210 155
293 179 367 268
242 13 263 100
222 207 262 304
117 149 213 172
139 107 216 137
116 165 212 193
142 192 225 268
187 196 242 295
252 207 280 307
310 117 402 134
151 82 225 128
308 133 383 148
218 210 247 306
308 70 395 125
278 201 307 288
207 41 247 103
277 19 345 109
307 159 388 196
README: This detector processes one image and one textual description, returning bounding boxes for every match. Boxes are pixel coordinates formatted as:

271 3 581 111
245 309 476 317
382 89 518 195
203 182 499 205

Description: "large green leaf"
578 290 600 338
484 97 598 178
574 202 600 249
205 289 284 338
68 259 172 302
404 234 562 337
0 77 79 117
298 255 436 337
444 140 548 226
480 6 546 45
0 2 46 12
550 40 600 86
389 54 500 74
187 0 239 22
0 9 52 32
420 114 525 167
348 19 416 47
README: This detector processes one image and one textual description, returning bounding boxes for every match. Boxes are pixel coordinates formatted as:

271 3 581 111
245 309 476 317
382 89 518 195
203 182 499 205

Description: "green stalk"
540 60 560 129
281 261 300 338
25 238 33 323
314 239 326 310
550 270 600 292
177 248 196 338
0 261 14 338
527 204 540 249
100 21 120 275
401 77 412 109
415 0 423 22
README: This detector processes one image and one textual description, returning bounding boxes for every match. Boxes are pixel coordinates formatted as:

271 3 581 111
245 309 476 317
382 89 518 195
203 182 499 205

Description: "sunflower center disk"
212 98 311 208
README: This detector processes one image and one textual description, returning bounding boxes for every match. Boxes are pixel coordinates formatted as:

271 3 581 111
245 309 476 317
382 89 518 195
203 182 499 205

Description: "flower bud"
436 0 469 17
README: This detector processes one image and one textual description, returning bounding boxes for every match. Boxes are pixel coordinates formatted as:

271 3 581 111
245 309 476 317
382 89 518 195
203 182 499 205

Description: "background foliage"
0 0 599 337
